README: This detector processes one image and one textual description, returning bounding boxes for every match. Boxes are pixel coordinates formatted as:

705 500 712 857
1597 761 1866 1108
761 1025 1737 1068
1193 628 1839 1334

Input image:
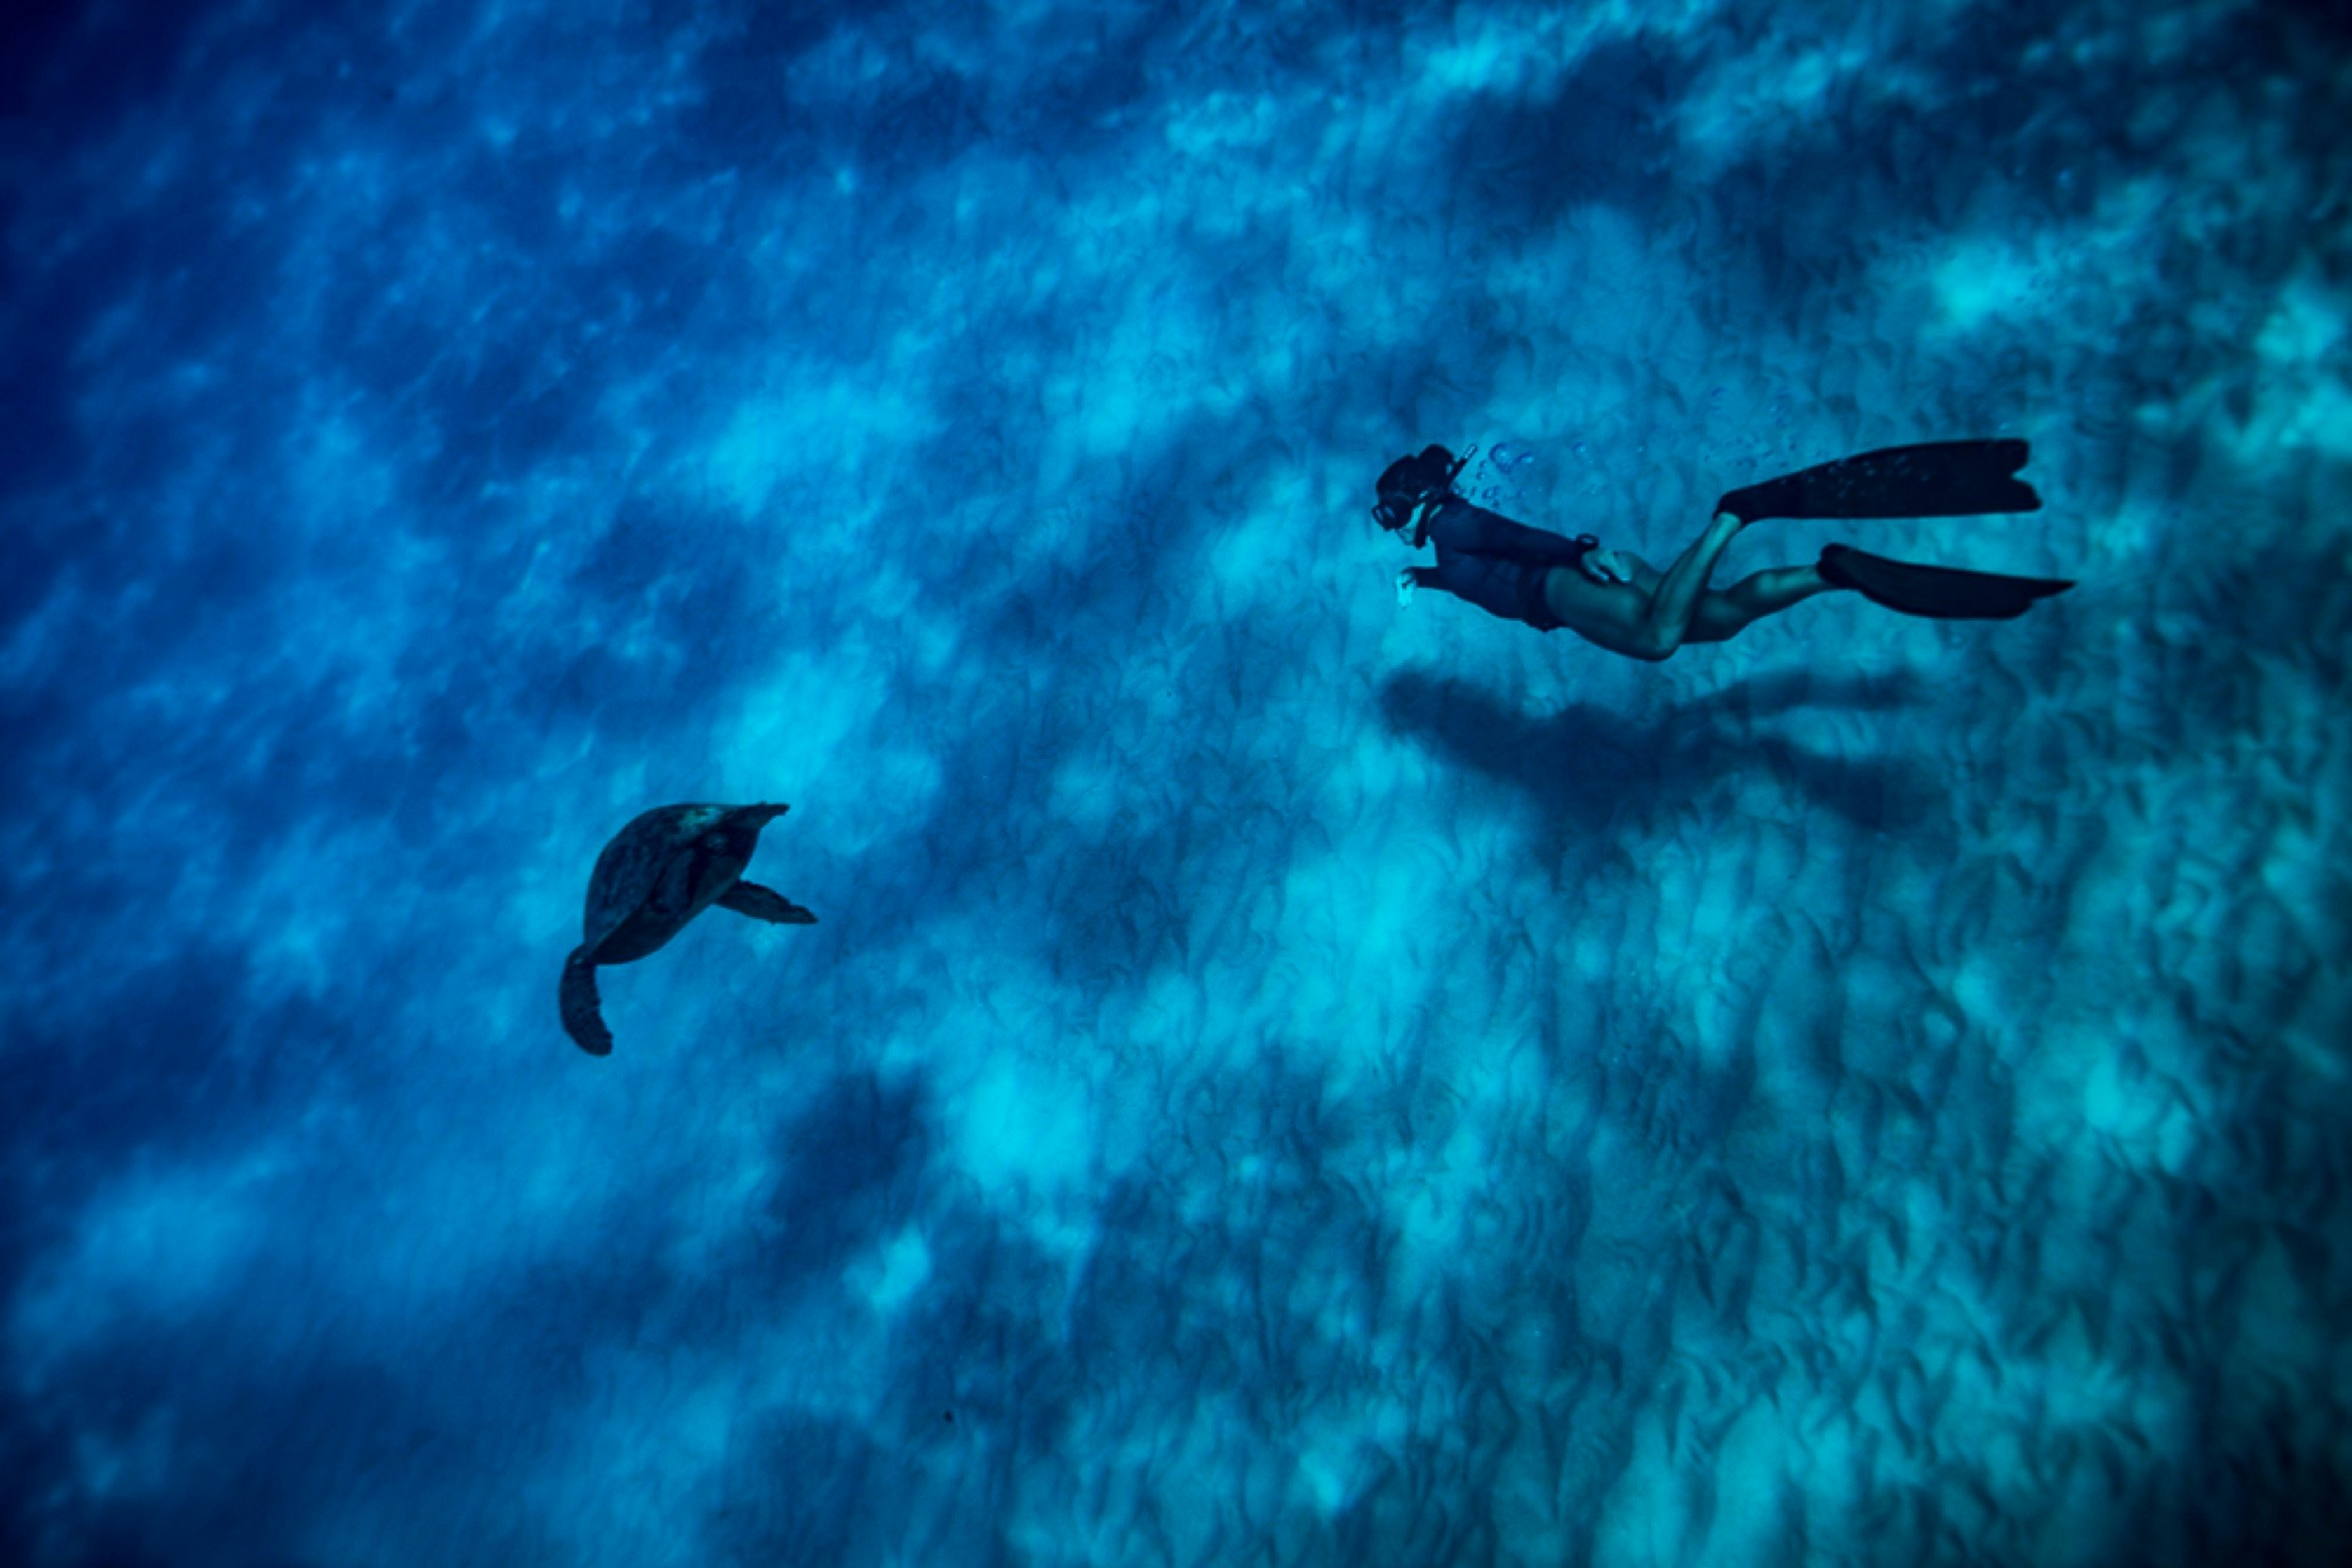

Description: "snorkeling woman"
1375 440 2073 662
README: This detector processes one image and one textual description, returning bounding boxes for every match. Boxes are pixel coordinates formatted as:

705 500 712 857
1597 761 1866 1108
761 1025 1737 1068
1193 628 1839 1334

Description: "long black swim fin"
1818 544 2073 621
1717 439 2042 524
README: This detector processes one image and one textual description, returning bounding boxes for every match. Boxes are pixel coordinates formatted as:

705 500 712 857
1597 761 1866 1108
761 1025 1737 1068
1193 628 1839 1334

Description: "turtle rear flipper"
562 947 614 1055
720 881 818 925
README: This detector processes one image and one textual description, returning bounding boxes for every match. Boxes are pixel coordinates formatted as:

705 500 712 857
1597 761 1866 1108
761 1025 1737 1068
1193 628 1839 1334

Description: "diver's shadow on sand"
1376 668 1943 837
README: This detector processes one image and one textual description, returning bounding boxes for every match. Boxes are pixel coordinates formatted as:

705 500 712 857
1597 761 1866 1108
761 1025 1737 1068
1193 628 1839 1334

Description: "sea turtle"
560 801 817 1056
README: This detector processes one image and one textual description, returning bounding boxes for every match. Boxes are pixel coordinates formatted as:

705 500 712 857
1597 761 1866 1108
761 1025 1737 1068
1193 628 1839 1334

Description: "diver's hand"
1581 547 1634 585
1395 566 1418 607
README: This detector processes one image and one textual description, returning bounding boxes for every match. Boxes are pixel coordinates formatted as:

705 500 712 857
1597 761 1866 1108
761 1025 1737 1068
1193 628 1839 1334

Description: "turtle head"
704 802 789 863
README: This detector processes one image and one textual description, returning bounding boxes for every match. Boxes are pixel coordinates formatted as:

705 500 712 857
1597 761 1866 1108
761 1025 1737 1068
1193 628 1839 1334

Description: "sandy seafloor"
2 2 2348 1563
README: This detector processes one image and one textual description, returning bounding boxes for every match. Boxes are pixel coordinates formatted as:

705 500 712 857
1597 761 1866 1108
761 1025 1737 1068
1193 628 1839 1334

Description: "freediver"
1375 440 2074 661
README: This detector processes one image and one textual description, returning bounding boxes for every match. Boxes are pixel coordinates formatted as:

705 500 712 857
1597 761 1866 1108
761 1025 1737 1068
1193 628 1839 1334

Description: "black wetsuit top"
1412 496 1598 631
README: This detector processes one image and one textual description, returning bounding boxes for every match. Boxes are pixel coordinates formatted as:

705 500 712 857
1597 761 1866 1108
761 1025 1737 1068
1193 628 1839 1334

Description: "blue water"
4 3 2347 1563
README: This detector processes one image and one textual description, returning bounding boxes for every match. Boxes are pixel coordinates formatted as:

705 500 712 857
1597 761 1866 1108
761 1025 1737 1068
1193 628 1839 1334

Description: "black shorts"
1517 565 1563 632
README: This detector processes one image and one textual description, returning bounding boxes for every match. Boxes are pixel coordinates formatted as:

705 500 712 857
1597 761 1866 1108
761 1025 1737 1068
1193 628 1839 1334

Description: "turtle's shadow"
1375 667 1942 837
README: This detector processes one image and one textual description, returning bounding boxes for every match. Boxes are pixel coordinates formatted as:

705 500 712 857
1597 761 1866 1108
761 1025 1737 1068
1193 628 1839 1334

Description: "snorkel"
1372 444 1476 547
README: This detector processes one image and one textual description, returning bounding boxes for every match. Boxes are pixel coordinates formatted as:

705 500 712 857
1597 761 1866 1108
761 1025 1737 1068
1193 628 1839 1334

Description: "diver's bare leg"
1629 513 1744 659
1686 564 1835 643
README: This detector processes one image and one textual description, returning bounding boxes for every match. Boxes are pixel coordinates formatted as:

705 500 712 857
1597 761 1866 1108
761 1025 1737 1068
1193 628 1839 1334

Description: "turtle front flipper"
561 946 614 1055
719 881 818 925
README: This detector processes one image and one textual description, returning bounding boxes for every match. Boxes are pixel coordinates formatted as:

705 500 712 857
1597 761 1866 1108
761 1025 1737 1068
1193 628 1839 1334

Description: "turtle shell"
580 802 787 960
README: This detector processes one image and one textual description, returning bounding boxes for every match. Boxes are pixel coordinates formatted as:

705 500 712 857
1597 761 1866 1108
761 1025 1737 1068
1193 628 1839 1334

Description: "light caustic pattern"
0 2 2347 1566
